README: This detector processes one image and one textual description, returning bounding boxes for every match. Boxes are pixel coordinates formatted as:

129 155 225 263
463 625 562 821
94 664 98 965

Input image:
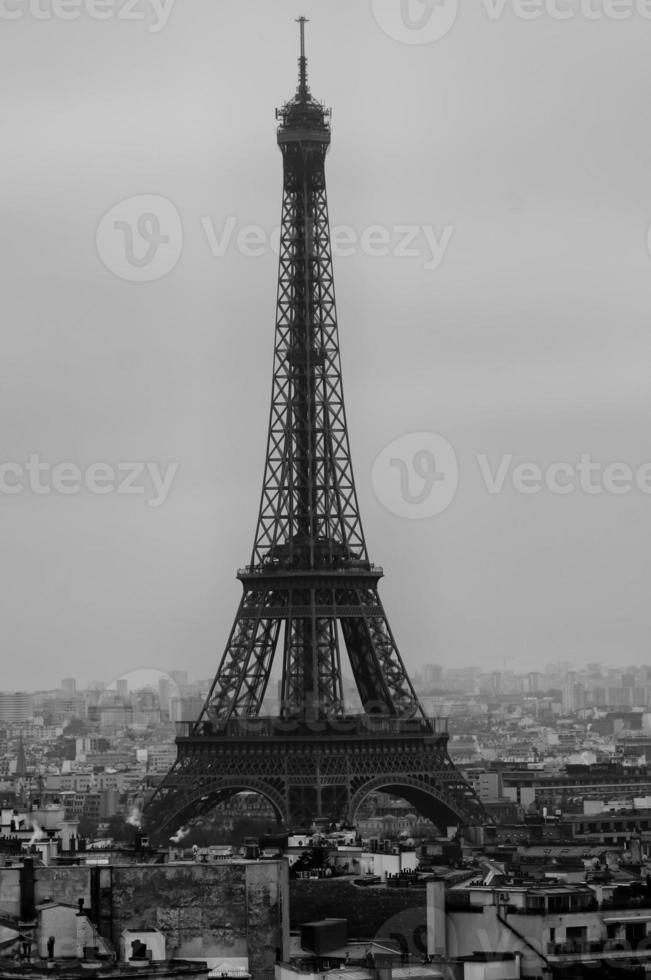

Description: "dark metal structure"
146 20 486 836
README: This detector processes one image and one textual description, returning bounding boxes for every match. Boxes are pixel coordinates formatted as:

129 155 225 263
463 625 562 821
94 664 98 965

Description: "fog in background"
2 0 650 688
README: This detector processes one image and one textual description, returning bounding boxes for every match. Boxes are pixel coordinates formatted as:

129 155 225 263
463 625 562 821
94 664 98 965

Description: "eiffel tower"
146 19 486 837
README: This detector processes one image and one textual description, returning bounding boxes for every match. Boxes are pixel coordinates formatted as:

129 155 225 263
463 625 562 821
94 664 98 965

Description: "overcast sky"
1 0 651 690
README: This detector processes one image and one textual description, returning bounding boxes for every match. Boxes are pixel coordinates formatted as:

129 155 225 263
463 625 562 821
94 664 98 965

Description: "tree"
63 719 90 737
229 818 279 846
105 815 135 843
290 845 328 875
77 817 98 840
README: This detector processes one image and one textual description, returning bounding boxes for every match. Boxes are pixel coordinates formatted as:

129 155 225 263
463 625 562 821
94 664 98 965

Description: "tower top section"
276 16 331 146
297 15 308 99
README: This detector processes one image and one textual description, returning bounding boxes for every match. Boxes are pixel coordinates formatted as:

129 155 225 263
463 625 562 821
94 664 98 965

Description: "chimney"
426 879 446 957
20 857 35 923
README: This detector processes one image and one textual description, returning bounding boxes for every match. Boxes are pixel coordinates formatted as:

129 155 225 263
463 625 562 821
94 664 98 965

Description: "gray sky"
2 0 651 690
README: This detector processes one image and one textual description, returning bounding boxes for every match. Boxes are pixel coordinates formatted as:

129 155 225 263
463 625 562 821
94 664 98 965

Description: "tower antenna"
296 15 309 98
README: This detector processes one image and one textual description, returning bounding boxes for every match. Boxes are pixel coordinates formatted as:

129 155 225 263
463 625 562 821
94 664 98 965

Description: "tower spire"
296 15 309 98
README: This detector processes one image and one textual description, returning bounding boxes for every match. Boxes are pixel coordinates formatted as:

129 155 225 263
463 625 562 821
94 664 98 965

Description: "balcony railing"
503 898 599 916
237 562 384 577
506 899 599 915
175 714 448 740
601 895 651 910
547 939 651 959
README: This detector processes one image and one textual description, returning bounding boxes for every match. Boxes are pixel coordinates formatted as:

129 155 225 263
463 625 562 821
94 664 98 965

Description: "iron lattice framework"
146 20 487 836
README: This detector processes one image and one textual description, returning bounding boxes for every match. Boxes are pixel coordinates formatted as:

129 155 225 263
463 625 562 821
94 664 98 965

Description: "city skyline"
2 657 651 694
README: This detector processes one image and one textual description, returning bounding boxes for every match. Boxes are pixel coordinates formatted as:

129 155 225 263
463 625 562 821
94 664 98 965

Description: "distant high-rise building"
99 701 133 732
527 672 540 693
0 692 34 724
562 679 586 713
169 670 188 689
116 678 128 698
423 664 443 687
61 678 76 693
158 678 172 719
168 695 205 723
445 667 480 694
